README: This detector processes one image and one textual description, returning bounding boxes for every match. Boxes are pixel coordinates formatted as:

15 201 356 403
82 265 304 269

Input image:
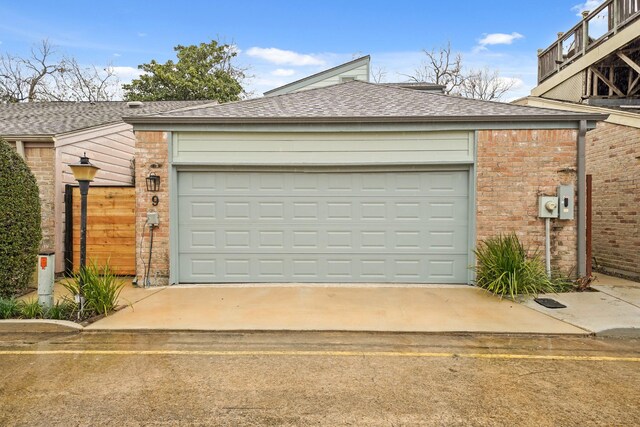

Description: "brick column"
135 131 170 286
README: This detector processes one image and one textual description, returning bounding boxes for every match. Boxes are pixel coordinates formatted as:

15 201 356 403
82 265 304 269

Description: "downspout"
577 120 587 277
15 140 25 158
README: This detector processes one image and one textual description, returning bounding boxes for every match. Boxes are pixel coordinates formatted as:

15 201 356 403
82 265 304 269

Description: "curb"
0 320 83 333
595 328 640 338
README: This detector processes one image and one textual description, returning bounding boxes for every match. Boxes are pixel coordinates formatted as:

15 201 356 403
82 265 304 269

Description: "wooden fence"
65 185 136 275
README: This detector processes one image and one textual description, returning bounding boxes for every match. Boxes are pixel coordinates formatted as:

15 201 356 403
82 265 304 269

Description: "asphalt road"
0 331 639 426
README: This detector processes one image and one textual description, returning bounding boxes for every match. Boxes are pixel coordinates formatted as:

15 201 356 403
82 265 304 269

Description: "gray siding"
294 63 369 92
173 131 474 165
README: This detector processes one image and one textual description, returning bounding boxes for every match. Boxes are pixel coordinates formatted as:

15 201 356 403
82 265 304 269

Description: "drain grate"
534 298 567 309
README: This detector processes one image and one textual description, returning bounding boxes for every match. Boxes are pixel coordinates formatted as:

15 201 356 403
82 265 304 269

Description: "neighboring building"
515 0 640 280
264 55 371 96
0 100 212 273
125 81 604 286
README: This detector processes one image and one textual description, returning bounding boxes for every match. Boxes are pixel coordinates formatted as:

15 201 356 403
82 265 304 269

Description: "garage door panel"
180 226 468 254
179 253 469 283
178 171 469 283
180 195 468 224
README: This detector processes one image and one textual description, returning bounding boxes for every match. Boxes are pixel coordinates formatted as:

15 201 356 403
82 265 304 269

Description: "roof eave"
0 134 56 142
124 113 609 126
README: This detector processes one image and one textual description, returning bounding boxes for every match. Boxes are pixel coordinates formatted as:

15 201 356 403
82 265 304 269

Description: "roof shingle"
125 81 606 124
0 100 214 137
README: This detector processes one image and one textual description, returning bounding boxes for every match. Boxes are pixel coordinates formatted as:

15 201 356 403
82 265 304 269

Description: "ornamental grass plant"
473 233 560 299
62 261 124 317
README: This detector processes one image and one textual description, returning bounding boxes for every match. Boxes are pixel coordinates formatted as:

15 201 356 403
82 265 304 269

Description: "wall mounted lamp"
146 173 161 192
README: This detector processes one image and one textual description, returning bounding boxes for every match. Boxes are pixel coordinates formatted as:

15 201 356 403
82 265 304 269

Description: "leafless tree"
0 40 59 102
458 68 515 101
44 58 120 101
407 43 517 101
407 42 464 94
370 66 387 83
0 39 119 102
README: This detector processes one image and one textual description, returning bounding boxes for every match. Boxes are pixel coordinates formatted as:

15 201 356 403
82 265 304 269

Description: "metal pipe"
577 120 587 277
545 218 552 278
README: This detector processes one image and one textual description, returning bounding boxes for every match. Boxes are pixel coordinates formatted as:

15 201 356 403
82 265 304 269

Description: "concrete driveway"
86 284 586 334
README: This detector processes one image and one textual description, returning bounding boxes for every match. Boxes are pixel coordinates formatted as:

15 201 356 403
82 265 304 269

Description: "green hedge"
0 139 42 297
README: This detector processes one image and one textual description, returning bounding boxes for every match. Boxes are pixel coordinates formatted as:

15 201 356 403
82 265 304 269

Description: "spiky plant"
473 233 559 299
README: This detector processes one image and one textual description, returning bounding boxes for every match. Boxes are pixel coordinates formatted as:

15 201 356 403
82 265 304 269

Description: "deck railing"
538 0 640 83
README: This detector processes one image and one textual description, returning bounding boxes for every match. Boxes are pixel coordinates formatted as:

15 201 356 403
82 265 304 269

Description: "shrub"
0 139 42 297
0 298 20 319
44 301 77 320
473 233 559 299
62 261 124 317
0 297 76 320
18 299 44 319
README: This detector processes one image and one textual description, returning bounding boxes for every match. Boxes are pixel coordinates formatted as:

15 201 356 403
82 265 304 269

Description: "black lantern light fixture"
146 173 161 192
69 153 100 316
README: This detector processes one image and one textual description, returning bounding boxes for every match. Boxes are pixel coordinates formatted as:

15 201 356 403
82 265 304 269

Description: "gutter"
123 113 609 126
577 120 587 277
0 135 55 142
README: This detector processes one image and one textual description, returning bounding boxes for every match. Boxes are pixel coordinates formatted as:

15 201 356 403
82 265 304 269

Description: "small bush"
473 233 559 299
18 299 44 319
0 139 42 297
62 261 124 317
0 298 20 319
44 301 77 320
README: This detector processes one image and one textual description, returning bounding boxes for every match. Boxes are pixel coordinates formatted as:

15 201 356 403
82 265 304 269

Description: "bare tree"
407 42 517 101
458 68 515 101
0 40 59 102
370 66 387 83
44 58 120 101
407 42 464 94
0 40 119 102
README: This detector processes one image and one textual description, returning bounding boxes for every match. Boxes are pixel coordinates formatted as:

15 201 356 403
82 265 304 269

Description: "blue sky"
0 0 603 100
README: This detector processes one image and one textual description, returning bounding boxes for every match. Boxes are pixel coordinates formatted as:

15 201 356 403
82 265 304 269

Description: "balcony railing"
538 0 640 83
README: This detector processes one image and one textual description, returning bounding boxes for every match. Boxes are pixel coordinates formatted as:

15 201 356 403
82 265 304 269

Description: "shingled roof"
125 81 607 125
0 100 213 137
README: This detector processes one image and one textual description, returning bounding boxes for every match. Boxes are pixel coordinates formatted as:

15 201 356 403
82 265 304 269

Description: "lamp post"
69 153 99 315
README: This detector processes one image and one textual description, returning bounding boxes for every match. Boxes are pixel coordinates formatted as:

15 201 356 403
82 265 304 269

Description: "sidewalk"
522 273 640 337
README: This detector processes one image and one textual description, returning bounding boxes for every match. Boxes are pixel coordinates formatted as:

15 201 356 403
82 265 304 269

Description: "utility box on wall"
538 196 559 218
557 185 575 220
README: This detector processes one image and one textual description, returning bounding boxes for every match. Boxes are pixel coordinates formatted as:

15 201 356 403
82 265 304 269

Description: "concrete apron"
86 284 587 334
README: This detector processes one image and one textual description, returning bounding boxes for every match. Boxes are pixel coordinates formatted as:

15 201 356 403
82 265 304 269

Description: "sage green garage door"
177 170 469 283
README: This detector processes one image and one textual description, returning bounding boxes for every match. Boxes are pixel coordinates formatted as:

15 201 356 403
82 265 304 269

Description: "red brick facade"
135 128 581 284
23 146 56 252
586 122 640 280
477 129 578 275
135 131 170 286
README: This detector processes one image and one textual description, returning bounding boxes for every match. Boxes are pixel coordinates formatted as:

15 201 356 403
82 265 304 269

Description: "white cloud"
246 47 325 66
111 66 143 83
271 68 295 77
571 0 603 16
478 32 524 47
571 1 608 38
112 53 121 57
137 32 147 38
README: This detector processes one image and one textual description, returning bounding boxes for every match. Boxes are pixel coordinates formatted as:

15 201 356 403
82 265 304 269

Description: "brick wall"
23 146 56 252
477 130 579 275
135 128 582 283
135 131 170 286
586 122 640 280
